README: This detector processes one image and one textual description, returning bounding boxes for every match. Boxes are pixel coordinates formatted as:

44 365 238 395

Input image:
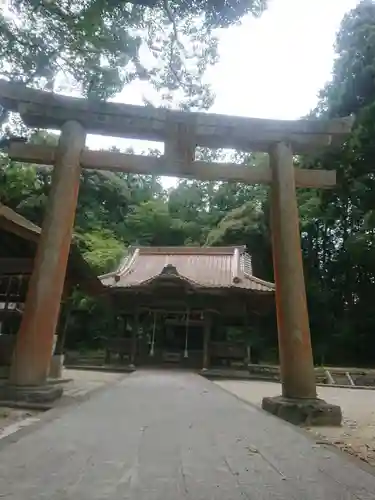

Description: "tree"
8 0 375 366
0 0 266 115
75 229 125 274
318 0 375 118
206 189 271 279
296 0 375 365
125 198 188 245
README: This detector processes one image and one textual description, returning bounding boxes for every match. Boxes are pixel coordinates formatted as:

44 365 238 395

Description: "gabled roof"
0 203 104 296
100 246 275 293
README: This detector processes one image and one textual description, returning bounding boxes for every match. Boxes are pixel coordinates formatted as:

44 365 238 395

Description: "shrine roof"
100 246 275 293
0 203 104 295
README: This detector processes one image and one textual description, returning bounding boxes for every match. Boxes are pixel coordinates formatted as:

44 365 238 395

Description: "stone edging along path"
201 367 375 390
63 363 375 390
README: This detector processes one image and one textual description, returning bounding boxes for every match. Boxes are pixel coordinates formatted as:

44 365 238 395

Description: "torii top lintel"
0 80 354 154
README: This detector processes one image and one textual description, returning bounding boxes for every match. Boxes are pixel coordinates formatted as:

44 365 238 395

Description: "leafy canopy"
8 0 375 367
0 0 266 110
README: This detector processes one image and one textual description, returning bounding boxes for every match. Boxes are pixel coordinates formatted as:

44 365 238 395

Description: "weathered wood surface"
7 142 337 188
0 80 354 154
105 338 132 364
0 202 39 241
9 121 87 386
0 334 15 365
210 341 247 360
203 315 211 370
270 142 317 399
0 257 34 274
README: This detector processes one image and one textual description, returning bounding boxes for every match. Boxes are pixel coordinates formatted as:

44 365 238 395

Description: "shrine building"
0 203 103 369
100 245 275 370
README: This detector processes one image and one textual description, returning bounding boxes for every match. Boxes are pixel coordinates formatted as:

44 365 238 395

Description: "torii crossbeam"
0 80 354 425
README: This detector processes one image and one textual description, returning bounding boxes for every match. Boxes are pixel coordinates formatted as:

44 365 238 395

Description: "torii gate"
0 81 353 425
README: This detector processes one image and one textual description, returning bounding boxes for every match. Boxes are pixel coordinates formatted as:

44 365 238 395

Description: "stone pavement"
216 379 375 466
1 370 375 499
0 369 123 442
62 368 125 400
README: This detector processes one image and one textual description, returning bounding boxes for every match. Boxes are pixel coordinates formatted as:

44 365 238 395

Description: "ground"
0 369 122 440
0 407 40 440
215 379 375 466
2 371 375 466
1 370 375 498
61 368 125 400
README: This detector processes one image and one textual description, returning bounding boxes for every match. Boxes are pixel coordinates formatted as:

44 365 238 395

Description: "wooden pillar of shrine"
9 121 86 388
53 299 72 357
130 312 139 367
49 295 72 379
53 283 72 358
262 142 341 425
202 313 211 370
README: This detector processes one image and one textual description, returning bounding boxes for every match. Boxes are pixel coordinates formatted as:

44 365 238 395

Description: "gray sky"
83 0 359 186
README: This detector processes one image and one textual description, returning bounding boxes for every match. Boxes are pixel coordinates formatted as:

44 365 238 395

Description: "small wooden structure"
0 80 353 423
0 203 103 366
100 246 274 369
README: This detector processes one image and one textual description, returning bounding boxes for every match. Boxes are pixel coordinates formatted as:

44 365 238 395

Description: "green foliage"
75 230 125 274
125 198 186 245
206 192 272 280
4 0 375 367
296 0 375 365
0 0 266 110
319 0 375 117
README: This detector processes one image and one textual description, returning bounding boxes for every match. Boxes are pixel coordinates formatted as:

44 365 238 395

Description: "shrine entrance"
146 312 205 367
101 245 274 370
0 80 354 426
163 320 193 362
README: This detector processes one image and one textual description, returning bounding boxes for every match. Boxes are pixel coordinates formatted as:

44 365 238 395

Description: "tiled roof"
100 246 275 293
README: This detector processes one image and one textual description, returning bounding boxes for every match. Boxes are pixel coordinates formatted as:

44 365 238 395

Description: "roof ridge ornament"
232 247 242 284
160 263 179 276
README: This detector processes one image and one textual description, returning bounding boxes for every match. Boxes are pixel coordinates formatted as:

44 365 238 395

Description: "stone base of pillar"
0 383 63 404
262 395 342 427
49 354 65 379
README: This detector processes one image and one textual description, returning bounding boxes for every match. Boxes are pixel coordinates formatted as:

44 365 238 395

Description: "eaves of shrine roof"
100 246 275 293
0 203 104 296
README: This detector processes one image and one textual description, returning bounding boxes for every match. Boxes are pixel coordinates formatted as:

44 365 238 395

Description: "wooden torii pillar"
0 81 354 417
7 121 86 400
260 142 343 426
269 142 317 399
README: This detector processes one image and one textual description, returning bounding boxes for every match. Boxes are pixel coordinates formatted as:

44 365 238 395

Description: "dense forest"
1 0 375 366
